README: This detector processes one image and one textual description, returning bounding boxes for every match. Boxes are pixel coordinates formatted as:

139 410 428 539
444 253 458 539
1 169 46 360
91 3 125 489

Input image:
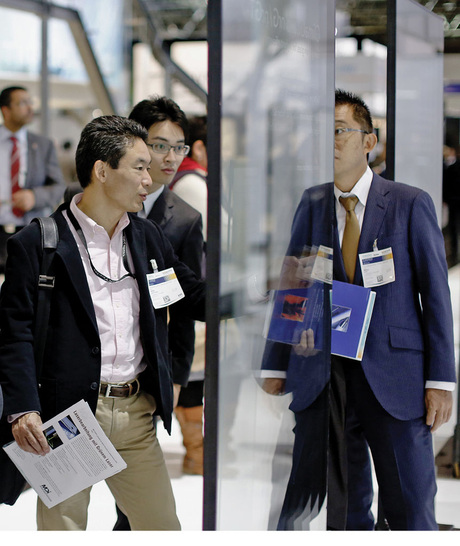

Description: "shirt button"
91 347 100 355
90 382 99 390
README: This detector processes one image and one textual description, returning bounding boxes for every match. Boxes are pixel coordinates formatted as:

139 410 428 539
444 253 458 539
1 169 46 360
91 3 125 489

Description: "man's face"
102 138 152 214
146 120 185 193
334 104 375 191
3 90 34 130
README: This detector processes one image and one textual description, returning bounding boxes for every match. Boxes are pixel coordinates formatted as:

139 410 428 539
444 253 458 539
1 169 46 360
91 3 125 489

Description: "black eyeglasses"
335 128 370 137
149 142 190 156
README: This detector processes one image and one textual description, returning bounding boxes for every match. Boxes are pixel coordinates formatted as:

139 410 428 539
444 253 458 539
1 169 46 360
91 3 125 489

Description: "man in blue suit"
264 90 456 530
0 115 205 529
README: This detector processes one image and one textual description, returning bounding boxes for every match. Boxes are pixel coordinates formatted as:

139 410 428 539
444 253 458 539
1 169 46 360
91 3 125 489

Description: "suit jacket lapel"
333 198 348 282
25 133 38 187
148 188 173 229
125 218 152 316
53 209 98 332
354 174 390 285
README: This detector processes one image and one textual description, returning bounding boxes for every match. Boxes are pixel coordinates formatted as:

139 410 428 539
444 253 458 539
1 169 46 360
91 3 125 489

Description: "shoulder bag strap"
32 217 59 381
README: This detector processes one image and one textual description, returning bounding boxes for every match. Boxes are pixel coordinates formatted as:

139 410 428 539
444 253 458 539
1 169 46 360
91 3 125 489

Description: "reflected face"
102 138 152 214
4 90 34 129
334 104 375 191
146 121 185 192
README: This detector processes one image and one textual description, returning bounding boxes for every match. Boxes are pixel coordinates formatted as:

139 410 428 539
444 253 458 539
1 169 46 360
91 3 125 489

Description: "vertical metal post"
40 7 50 138
203 0 222 531
386 0 396 181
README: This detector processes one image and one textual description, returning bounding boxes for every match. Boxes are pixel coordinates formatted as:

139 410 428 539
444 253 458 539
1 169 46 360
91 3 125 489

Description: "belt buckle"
104 383 117 398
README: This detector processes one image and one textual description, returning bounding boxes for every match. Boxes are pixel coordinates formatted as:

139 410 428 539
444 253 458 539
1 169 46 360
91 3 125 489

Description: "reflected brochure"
331 280 375 360
264 282 325 346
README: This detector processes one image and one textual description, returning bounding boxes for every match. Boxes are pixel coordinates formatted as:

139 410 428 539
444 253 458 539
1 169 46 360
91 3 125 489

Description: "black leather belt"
99 379 140 398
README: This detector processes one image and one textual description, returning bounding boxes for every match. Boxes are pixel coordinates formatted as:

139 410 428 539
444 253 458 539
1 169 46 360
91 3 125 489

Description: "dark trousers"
343 360 438 530
277 358 348 530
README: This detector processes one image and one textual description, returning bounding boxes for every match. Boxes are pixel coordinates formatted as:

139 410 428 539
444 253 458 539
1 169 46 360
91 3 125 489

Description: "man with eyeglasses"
332 89 455 530
107 97 204 531
0 86 65 271
0 114 205 529
264 89 456 530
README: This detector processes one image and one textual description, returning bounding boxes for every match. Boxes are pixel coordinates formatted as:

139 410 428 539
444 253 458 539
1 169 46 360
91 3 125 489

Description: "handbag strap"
32 217 59 381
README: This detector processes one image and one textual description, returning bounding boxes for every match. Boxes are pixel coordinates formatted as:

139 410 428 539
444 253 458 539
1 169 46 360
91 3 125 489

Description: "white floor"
0 266 459 538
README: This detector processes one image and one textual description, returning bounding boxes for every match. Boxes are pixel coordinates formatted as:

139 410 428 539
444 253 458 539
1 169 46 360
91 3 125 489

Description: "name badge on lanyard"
147 259 184 309
359 246 395 288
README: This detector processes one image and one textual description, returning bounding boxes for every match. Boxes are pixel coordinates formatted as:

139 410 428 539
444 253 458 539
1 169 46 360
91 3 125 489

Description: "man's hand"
425 388 453 433
262 378 286 396
12 189 35 212
11 412 50 456
173 384 181 408
293 328 319 357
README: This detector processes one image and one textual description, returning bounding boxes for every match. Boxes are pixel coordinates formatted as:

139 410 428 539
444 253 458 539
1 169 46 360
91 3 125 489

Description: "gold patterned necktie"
339 195 360 283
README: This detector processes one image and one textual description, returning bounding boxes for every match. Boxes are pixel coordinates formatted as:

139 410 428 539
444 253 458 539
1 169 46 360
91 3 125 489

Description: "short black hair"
75 115 148 188
129 96 189 140
335 89 374 134
186 115 207 154
0 86 28 108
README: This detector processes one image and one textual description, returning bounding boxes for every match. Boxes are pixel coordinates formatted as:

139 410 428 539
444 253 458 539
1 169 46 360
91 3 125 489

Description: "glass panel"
395 0 444 223
48 18 88 83
52 0 130 113
0 7 41 77
217 0 335 530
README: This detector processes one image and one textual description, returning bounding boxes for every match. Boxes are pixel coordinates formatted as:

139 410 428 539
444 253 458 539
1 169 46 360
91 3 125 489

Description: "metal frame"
0 0 116 136
135 0 207 104
386 0 396 182
202 0 221 531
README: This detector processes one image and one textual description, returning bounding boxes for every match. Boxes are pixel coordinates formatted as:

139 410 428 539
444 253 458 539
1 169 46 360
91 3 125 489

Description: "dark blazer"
339 173 456 419
147 187 204 385
23 131 66 222
262 183 334 413
274 174 456 419
0 202 205 434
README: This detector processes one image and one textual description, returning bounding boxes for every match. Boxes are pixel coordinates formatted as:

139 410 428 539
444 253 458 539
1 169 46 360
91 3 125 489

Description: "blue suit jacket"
264 174 456 420
0 203 205 434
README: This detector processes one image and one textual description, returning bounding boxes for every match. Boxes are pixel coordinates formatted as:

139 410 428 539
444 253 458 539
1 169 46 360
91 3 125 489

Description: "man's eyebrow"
137 157 151 166
151 136 186 143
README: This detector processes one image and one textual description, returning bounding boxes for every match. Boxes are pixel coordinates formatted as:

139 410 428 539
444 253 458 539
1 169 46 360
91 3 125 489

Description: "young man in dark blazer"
0 115 205 530
111 97 205 531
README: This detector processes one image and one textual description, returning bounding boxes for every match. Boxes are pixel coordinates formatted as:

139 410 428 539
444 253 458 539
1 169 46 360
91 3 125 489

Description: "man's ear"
364 132 378 155
0 105 8 121
94 160 107 183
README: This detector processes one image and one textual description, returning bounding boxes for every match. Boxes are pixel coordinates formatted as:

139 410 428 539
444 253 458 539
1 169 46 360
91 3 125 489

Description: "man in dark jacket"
0 115 205 530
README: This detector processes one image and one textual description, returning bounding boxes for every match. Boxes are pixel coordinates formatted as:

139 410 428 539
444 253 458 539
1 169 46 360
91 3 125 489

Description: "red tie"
10 136 23 217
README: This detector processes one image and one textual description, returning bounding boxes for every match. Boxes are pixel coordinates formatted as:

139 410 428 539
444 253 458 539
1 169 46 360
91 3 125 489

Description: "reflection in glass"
217 0 335 530
395 0 444 222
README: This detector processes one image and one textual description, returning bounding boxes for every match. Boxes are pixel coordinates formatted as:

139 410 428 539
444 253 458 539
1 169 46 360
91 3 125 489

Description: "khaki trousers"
37 391 180 530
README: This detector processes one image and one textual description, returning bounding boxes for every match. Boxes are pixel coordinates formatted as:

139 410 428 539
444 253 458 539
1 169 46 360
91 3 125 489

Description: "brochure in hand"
263 281 325 346
3 399 126 508
331 280 375 360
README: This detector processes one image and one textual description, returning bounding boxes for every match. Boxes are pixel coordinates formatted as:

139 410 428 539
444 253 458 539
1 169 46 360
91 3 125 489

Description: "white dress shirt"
138 185 164 218
65 194 146 383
